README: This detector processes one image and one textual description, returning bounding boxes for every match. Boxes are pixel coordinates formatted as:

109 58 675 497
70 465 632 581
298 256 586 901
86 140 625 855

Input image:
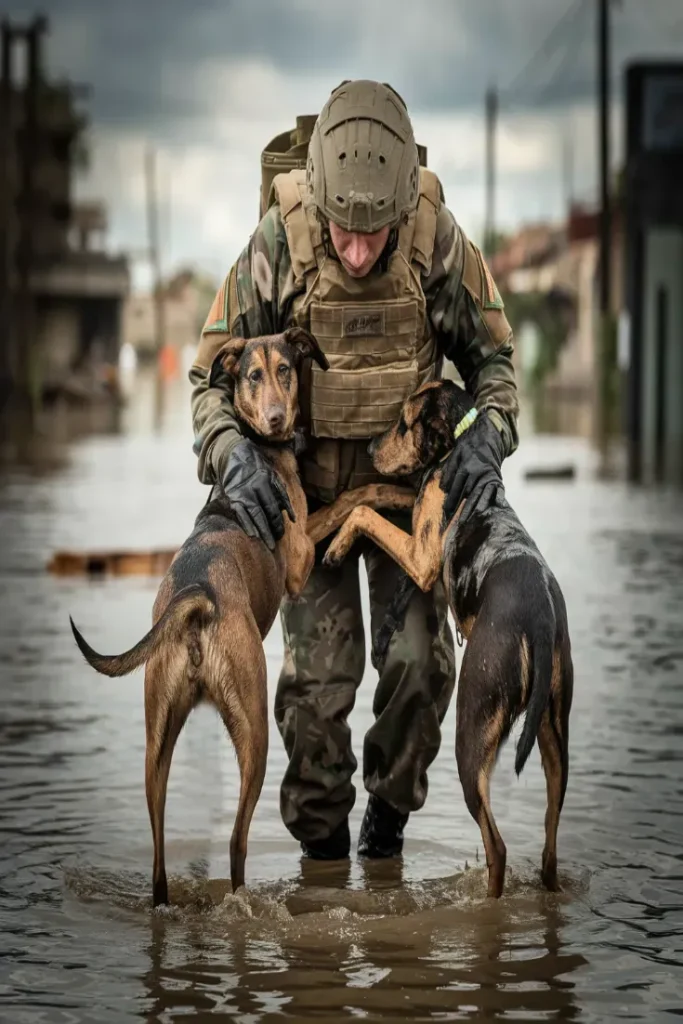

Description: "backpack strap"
410 168 442 275
272 169 324 283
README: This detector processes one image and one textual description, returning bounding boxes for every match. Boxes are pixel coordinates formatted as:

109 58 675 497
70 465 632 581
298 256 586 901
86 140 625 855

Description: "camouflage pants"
274 515 456 844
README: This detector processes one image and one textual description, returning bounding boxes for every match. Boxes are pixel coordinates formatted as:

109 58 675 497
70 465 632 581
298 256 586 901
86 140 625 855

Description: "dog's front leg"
306 484 415 546
323 507 440 592
283 530 315 599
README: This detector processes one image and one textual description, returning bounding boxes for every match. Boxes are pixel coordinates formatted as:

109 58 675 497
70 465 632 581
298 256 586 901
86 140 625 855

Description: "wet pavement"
1 372 683 1022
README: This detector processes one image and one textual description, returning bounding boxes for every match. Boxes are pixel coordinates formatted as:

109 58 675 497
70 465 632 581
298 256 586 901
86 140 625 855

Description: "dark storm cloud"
3 0 682 134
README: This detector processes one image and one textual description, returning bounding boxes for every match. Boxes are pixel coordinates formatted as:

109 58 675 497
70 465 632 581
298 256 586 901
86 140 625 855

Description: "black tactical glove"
441 412 506 525
220 438 295 550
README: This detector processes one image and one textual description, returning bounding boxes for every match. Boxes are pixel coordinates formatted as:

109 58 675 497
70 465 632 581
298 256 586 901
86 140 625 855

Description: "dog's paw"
323 527 356 568
322 547 343 568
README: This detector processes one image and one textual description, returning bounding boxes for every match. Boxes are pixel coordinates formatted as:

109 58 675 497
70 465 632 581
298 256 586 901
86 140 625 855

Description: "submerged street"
1 374 683 1021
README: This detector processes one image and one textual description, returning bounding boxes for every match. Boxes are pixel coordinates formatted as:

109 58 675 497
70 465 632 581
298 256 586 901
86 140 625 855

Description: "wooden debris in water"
47 548 178 577
523 464 576 482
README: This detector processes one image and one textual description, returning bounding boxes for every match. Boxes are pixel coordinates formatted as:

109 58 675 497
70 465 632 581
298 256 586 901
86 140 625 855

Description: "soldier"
189 80 519 861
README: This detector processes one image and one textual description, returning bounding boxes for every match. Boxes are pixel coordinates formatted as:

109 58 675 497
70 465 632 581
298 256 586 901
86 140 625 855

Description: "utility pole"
0 20 13 409
145 145 165 430
598 0 611 320
596 0 613 467
16 15 47 427
484 85 498 259
561 119 574 218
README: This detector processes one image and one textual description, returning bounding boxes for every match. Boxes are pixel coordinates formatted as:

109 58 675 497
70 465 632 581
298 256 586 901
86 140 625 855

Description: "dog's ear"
402 395 422 429
424 387 455 444
283 326 329 371
216 337 247 378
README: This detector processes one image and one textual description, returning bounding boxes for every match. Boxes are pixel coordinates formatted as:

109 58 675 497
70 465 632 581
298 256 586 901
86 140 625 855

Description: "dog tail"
69 584 216 678
514 620 555 777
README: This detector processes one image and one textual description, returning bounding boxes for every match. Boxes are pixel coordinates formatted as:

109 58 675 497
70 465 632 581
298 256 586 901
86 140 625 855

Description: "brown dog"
322 379 573 898
70 328 413 908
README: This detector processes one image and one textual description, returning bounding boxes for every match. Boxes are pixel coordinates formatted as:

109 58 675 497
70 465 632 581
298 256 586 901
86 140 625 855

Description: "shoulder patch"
202 263 240 338
202 274 229 334
479 249 505 311
462 239 505 311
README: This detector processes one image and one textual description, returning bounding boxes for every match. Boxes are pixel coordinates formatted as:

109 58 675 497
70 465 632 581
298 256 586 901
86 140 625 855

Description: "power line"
515 0 592 109
502 0 589 105
501 0 683 117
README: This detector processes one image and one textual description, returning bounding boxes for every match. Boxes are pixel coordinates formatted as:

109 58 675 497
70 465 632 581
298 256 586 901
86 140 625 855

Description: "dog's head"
216 327 328 441
367 379 475 476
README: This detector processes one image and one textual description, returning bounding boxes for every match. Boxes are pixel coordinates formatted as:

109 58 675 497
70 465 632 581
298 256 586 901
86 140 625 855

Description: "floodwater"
1 372 683 1022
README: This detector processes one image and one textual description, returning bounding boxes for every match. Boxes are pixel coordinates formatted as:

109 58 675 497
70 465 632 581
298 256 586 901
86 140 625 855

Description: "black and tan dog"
323 379 573 898
70 328 413 908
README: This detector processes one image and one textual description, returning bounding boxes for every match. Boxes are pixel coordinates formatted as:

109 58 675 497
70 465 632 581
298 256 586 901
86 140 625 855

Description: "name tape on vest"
342 309 386 338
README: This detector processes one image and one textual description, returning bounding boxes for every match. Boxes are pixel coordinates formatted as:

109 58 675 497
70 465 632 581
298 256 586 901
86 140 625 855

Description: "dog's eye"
397 418 408 437
278 364 290 376
249 369 262 383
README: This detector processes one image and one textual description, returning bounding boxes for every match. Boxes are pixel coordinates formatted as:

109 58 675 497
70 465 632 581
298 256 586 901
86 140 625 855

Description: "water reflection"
136 888 587 1022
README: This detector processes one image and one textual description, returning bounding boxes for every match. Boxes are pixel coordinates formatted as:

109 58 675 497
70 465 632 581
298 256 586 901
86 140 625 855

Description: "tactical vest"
271 167 443 502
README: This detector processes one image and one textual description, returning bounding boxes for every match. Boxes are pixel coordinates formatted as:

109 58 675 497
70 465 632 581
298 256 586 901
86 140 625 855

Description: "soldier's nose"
345 235 370 270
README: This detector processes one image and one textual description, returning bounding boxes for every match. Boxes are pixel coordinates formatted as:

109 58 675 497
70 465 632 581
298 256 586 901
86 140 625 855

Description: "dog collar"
454 407 478 440
438 407 479 465
235 415 298 452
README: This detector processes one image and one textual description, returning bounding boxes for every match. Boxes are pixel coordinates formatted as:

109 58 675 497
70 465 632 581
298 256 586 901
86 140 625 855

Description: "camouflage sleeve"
189 203 296 484
423 204 520 456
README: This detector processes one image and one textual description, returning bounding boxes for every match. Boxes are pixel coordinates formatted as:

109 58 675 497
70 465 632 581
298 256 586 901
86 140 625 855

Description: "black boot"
358 795 409 858
300 818 350 860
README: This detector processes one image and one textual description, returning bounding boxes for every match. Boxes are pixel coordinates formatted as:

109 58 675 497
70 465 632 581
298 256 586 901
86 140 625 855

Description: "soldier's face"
329 221 390 278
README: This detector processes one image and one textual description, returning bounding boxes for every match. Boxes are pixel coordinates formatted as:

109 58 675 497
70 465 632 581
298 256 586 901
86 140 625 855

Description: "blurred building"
122 269 217 362
623 61 683 487
0 16 129 410
491 203 624 439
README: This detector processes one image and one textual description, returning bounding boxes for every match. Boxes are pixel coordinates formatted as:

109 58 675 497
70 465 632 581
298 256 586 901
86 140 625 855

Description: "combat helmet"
306 79 421 233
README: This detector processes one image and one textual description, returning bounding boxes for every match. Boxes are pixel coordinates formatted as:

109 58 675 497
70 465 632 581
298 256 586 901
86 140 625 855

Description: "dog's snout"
266 407 285 432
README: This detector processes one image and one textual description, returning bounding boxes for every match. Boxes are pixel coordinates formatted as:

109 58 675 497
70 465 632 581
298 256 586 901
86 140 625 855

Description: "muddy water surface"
1 377 683 1021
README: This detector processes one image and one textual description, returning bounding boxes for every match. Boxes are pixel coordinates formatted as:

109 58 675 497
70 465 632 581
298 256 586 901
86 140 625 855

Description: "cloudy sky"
4 0 683 288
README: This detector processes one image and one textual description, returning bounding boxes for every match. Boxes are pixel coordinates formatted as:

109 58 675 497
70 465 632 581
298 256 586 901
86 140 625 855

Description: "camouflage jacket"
189 202 519 488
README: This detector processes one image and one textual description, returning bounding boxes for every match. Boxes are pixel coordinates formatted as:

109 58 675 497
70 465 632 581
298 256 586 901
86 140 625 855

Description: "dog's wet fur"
70 328 414 908
323 378 573 898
